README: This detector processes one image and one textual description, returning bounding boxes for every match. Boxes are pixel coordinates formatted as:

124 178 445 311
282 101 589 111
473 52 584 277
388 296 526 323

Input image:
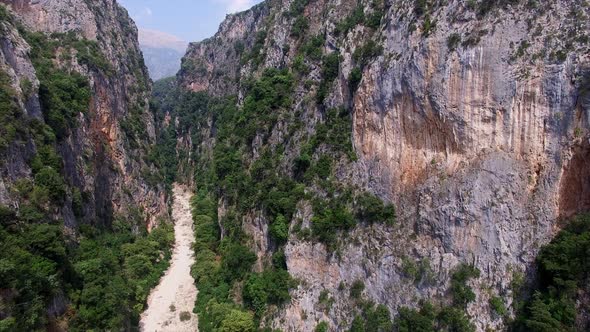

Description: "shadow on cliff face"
559 140 590 219
559 71 590 219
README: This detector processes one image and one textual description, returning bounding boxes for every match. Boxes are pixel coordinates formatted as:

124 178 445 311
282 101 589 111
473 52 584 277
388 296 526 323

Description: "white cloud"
213 0 258 13
133 7 153 22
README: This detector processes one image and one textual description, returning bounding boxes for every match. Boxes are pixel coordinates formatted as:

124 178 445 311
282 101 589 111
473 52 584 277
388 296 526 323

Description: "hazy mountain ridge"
139 28 187 80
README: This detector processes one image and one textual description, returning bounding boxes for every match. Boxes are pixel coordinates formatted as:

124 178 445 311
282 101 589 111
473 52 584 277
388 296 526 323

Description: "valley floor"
140 184 198 331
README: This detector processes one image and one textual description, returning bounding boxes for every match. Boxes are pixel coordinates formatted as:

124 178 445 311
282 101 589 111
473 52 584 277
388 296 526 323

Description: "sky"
119 0 264 42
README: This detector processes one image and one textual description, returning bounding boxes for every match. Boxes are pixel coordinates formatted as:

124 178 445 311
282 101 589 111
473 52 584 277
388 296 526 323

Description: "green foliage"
348 303 393 332
356 192 395 225
243 30 268 67
473 0 521 18
38 70 90 139
349 67 363 93
335 6 365 36
287 0 310 17
311 199 355 248
179 311 192 321
301 35 325 61
353 40 383 69
71 222 174 330
447 33 461 51
395 302 436 332
489 295 507 316
394 302 474 332
270 214 290 243
243 268 293 316
0 3 9 21
317 52 340 104
450 264 481 307
0 69 23 150
34 166 66 203
219 309 255 332
438 307 476 332
0 204 173 331
23 31 92 139
315 321 329 332
291 16 309 38
421 14 436 37
513 214 590 331
350 279 365 299
306 108 356 161
220 242 256 282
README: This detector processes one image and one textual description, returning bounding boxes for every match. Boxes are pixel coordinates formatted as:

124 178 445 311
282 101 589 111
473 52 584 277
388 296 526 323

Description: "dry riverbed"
140 184 198 331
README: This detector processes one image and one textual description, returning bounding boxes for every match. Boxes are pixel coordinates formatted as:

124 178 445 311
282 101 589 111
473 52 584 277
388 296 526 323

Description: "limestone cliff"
0 0 168 228
175 0 590 330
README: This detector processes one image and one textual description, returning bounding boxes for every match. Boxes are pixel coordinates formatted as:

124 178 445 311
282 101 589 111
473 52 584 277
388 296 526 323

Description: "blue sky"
119 0 264 42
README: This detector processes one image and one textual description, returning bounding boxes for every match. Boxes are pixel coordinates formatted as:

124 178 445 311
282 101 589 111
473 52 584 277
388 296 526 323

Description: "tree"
270 214 289 243
218 310 255 332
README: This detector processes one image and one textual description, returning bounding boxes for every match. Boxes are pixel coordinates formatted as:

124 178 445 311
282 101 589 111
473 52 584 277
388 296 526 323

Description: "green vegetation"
0 208 173 330
291 16 309 39
317 52 340 104
349 67 363 93
0 22 174 330
0 69 23 150
335 6 365 36
300 35 325 61
447 33 461 51
489 295 507 316
71 221 173 330
394 302 475 332
348 303 393 332
391 263 480 331
334 1 385 36
287 0 310 17
315 321 329 332
450 264 481 307
356 192 396 225
168 58 395 329
22 31 94 140
350 280 366 299
353 40 383 69
512 214 590 331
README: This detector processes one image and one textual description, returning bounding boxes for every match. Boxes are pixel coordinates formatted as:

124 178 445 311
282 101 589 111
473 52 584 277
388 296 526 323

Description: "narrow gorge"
0 0 589 331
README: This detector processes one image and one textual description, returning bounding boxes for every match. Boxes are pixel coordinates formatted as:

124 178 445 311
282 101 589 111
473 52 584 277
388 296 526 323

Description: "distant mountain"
139 29 187 80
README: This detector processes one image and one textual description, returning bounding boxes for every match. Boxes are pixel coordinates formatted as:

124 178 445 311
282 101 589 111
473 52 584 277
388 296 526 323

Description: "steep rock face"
0 0 168 228
178 0 589 330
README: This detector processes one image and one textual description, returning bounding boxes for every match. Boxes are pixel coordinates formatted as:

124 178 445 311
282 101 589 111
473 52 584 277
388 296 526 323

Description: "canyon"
0 0 589 331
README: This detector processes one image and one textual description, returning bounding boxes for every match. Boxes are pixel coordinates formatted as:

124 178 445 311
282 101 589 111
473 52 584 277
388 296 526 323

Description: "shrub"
34 166 66 203
220 243 256 282
335 6 365 35
179 311 192 321
301 35 325 61
243 268 293 316
311 202 355 247
291 16 309 38
353 40 383 69
350 280 365 299
489 296 506 316
356 192 396 225
315 321 329 332
317 52 340 104
450 264 481 307
219 310 255 332
349 67 363 92
447 33 461 51
270 214 289 243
